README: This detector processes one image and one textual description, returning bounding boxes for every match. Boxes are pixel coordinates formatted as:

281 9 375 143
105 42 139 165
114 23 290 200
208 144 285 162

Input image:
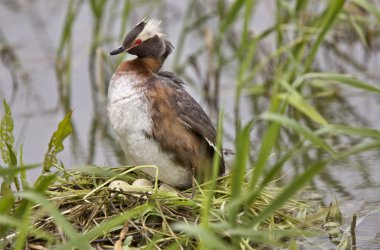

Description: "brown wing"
146 74 225 183
157 71 218 146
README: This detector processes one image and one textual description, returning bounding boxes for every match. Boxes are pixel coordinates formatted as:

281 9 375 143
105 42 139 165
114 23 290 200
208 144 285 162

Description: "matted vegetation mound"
12 166 322 249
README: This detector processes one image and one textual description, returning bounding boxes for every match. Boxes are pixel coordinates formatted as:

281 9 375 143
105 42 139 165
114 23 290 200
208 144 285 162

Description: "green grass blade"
13 199 32 250
340 141 380 157
249 54 283 191
220 0 245 32
57 0 82 55
303 0 345 72
231 120 254 200
260 112 335 155
0 214 22 228
352 0 380 22
33 173 57 193
18 145 30 190
249 35 313 82
248 103 282 189
0 100 20 193
0 164 39 176
14 173 56 223
0 100 15 166
250 161 328 226
225 227 318 245
201 109 224 229
249 121 281 190
319 124 380 138
347 14 369 47
54 204 151 250
295 0 308 12
280 79 329 125
5 142 20 191
16 191 87 246
173 223 231 250
260 143 302 187
0 195 15 238
229 120 254 246
278 92 328 125
227 143 301 212
294 73 380 94
43 111 73 172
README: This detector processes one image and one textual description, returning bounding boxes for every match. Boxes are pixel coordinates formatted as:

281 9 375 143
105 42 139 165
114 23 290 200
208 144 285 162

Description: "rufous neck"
137 57 164 73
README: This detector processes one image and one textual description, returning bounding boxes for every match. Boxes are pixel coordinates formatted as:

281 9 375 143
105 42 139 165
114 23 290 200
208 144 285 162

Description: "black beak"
109 46 126 56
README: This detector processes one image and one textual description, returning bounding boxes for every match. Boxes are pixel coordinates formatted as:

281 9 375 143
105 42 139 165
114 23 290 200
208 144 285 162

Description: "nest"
8 166 320 249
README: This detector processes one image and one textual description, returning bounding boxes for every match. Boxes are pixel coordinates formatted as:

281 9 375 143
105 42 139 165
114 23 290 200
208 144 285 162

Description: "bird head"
109 19 173 60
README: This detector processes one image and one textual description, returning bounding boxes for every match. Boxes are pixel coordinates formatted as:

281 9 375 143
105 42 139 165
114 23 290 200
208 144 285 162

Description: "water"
1 1 380 248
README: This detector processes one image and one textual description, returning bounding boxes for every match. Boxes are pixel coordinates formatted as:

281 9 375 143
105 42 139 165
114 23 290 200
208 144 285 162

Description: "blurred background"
1 0 380 247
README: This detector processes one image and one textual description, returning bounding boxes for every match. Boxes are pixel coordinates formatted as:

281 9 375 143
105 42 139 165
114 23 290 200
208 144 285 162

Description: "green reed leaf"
54 204 151 250
319 124 380 138
0 100 15 165
249 97 282 190
173 223 231 250
251 161 327 226
294 73 380 93
231 121 254 201
43 111 73 172
278 92 328 125
0 195 15 238
201 109 224 229
16 191 85 245
220 0 245 32
303 0 345 72
260 112 335 155
352 0 380 22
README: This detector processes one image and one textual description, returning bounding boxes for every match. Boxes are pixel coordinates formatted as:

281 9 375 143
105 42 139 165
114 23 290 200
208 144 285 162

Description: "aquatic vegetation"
1 0 380 249
0 101 321 249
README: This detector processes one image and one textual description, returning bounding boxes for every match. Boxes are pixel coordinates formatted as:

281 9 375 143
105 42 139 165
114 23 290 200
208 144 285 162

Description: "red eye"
134 39 142 46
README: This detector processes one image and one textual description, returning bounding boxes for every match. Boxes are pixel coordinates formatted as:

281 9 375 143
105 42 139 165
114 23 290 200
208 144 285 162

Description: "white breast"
107 73 192 188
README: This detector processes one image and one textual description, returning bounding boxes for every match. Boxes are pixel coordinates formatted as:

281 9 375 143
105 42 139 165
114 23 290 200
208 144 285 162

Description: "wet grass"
1 0 380 249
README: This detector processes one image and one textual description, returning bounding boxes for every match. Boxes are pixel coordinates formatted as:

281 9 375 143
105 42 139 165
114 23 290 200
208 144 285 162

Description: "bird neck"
137 57 164 73
115 57 165 77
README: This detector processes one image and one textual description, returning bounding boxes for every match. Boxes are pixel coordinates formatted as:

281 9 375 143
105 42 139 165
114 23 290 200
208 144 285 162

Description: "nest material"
12 166 318 249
